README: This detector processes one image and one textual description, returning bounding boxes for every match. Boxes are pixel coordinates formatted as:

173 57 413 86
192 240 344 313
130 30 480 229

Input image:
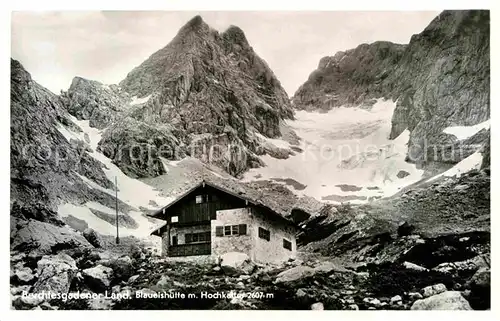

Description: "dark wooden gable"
163 184 248 225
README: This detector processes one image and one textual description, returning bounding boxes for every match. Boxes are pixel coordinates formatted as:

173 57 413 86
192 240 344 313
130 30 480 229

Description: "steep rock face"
389 10 490 165
300 168 490 266
61 77 129 129
11 60 113 220
117 16 294 177
292 41 406 111
97 117 185 178
10 59 130 252
293 10 489 167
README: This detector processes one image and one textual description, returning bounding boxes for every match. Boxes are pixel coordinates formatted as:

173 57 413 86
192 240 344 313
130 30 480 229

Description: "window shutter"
238 224 247 235
215 226 223 237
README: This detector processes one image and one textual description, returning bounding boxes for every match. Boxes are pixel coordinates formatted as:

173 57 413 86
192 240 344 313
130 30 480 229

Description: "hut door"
172 235 178 246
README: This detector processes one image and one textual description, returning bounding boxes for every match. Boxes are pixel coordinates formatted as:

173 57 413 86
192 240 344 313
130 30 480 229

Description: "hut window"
283 239 292 251
258 227 270 241
185 232 211 243
171 216 178 223
196 195 204 204
216 224 247 237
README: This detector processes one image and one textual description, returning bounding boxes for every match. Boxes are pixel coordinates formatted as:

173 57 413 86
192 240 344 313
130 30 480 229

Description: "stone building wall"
211 208 254 258
162 205 297 264
251 208 297 264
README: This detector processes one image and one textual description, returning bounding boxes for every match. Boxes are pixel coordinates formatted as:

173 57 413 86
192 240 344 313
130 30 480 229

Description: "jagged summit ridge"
98 16 294 177
222 25 250 47
292 40 406 111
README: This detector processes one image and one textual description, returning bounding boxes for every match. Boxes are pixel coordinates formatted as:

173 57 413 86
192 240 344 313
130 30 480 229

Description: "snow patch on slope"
443 119 490 140
255 132 291 150
130 95 151 105
427 151 483 183
243 98 424 204
56 116 172 238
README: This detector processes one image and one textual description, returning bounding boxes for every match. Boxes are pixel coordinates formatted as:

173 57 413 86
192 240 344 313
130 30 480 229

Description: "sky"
11 11 439 96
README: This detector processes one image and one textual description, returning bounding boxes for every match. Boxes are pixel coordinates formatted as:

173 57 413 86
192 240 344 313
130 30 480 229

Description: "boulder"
411 291 472 310
390 295 402 304
466 267 490 309
469 254 490 270
108 256 133 281
422 283 447 298
156 275 171 288
467 267 490 290
296 289 307 298
128 275 140 284
275 265 315 284
11 220 92 255
12 266 36 284
311 302 324 310
12 295 45 310
83 228 104 248
397 170 410 179
363 297 382 308
220 252 256 276
32 253 78 296
82 265 113 292
408 292 423 301
397 222 416 237
11 285 31 295
129 245 145 261
433 255 488 275
313 261 351 274
403 261 428 272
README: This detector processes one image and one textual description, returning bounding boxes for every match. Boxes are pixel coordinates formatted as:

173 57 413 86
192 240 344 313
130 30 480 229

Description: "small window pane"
171 216 178 223
224 226 231 236
196 195 203 204
216 226 223 237
231 225 239 235
258 227 270 241
283 239 292 251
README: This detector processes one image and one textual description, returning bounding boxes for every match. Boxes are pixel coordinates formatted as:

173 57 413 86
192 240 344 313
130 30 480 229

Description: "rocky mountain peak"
173 14 216 42
222 25 250 47
101 16 294 177
185 14 205 28
61 75 129 129
292 40 406 111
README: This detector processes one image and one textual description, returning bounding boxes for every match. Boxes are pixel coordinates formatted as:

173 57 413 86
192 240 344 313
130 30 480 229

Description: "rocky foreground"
10 165 491 311
10 231 489 310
